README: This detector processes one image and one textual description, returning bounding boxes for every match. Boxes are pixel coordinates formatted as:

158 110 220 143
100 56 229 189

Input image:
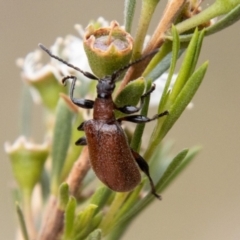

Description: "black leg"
116 84 156 114
131 149 161 200
62 76 95 109
75 137 87 146
118 110 168 123
77 121 86 131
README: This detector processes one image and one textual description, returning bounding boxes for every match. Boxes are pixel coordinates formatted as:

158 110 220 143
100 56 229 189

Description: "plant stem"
23 190 37 240
100 192 129 236
118 0 186 94
132 0 159 59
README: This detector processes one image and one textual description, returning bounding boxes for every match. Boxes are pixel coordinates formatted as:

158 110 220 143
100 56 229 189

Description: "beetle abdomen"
84 120 141 192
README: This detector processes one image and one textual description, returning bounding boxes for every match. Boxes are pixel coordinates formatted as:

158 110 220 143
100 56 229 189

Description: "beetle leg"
116 105 139 114
117 110 168 123
63 76 95 109
75 137 87 146
77 121 86 131
131 149 161 200
116 84 156 114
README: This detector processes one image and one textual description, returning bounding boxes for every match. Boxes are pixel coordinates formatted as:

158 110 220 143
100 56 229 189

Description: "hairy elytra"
39 43 168 199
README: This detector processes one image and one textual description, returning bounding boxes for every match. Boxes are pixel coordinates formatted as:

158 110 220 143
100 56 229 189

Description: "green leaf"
178 0 240 37
130 79 152 151
51 98 73 195
90 186 113 215
215 0 240 13
124 0 136 33
206 4 240 35
40 168 50 203
107 220 129 240
87 229 102 240
113 149 189 230
92 212 104 232
73 204 98 240
16 202 29 240
144 30 207 162
158 25 180 112
160 146 201 192
148 142 174 183
189 30 205 77
62 196 77 240
100 192 129 235
177 5 240 42
115 77 145 107
61 113 84 180
143 41 172 78
158 61 208 141
111 144 201 233
170 29 200 102
58 182 69 210
115 180 145 221
115 77 145 118
155 149 189 191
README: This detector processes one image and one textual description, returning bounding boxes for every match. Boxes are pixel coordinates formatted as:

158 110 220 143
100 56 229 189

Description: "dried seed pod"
84 21 134 78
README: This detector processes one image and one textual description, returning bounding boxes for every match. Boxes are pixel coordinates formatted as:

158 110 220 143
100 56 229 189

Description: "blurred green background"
1 1 240 239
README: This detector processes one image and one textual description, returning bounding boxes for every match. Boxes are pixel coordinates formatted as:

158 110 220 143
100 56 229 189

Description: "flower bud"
83 21 134 78
18 49 67 110
5 137 49 194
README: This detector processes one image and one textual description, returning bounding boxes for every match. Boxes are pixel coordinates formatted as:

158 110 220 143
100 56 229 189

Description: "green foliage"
16 203 29 240
124 0 136 33
62 197 77 240
59 183 70 210
51 98 74 195
130 79 152 151
114 77 145 119
87 229 102 240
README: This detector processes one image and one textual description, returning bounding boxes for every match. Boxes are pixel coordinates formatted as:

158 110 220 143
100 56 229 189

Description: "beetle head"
97 76 115 98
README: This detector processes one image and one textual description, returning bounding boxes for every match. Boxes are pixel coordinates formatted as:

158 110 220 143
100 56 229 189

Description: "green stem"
130 79 152 151
142 40 172 78
175 0 240 34
124 0 137 33
132 0 159 59
158 26 179 112
22 190 37 240
16 203 29 240
100 192 129 235
144 131 163 161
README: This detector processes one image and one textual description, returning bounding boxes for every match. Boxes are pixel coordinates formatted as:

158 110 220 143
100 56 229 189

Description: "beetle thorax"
93 97 115 121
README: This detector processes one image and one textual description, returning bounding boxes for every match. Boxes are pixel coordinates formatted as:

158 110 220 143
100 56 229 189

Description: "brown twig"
37 195 63 240
66 146 91 196
117 0 187 94
37 147 90 240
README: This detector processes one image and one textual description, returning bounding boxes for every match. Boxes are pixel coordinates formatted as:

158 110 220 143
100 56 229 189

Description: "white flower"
5 136 49 153
150 73 177 106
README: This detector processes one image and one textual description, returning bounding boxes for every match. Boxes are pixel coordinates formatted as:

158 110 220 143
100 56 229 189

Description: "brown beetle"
39 44 168 199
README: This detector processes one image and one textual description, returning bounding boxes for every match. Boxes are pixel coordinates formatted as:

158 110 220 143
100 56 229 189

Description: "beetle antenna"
111 48 159 82
38 43 99 80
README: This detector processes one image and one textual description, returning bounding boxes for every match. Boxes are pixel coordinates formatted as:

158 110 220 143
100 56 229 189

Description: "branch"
117 0 186 94
37 147 90 240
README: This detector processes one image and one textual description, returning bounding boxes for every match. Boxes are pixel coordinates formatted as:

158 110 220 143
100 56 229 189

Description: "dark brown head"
96 76 116 98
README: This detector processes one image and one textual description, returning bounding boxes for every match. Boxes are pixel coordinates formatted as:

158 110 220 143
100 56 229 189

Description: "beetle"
39 43 168 199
